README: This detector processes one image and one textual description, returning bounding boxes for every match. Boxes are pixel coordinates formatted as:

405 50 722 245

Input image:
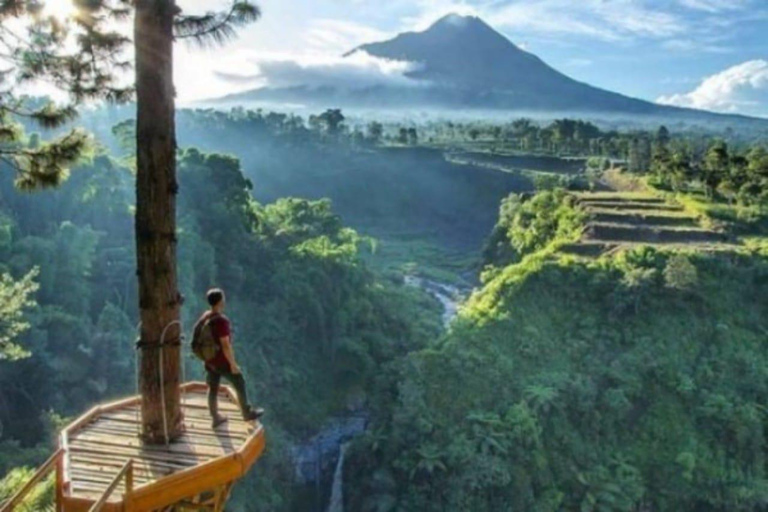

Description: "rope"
133 319 186 445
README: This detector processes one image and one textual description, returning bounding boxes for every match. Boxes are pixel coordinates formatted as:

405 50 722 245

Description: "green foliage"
650 139 768 212
0 269 39 360
483 190 585 269
174 1 261 47
0 0 132 189
663 253 698 291
347 246 768 511
0 468 55 512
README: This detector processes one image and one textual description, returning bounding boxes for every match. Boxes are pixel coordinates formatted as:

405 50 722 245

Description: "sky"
172 0 768 117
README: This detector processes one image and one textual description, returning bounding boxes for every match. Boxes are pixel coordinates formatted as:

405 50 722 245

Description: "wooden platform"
58 382 265 511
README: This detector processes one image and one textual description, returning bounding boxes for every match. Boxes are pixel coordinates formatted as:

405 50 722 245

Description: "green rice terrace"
561 191 741 257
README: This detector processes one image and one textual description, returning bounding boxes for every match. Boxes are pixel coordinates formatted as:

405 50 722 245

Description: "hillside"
216 15 768 132
344 186 768 511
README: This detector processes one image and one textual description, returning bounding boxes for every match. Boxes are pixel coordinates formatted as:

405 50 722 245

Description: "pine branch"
174 1 260 47
0 128 90 190
29 102 78 128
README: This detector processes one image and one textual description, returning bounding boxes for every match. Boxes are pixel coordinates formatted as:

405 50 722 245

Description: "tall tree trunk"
134 0 183 444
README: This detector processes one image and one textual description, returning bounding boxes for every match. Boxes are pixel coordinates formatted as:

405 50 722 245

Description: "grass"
671 192 768 235
601 168 650 192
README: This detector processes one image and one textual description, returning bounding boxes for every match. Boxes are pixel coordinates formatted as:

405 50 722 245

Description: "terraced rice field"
561 192 740 257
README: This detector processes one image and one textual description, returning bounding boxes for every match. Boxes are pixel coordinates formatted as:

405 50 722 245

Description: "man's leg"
206 368 222 418
221 371 252 418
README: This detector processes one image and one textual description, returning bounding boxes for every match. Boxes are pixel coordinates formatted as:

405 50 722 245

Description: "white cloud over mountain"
214 51 422 91
657 60 768 117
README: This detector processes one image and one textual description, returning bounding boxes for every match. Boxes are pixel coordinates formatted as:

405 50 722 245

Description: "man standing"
193 288 263 427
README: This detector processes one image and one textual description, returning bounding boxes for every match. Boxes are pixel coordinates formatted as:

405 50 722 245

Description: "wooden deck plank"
71 481 126 498
70 450 197 468
84 421 249 444
85 419 251 441
69 469 152 485
83 424 245 450
178 397 242 412
69 441 225 464
69 456 189 477
97 410 252 435
68 440 216 465
67 452 209 476
70 431 231 457
69 459 177 478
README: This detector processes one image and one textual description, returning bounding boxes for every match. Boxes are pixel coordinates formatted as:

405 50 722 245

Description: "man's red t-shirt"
198 311 232 373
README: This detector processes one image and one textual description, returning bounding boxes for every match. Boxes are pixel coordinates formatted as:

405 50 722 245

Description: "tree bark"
134 0 183 444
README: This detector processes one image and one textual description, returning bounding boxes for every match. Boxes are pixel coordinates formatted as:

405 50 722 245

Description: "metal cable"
158 320 182 446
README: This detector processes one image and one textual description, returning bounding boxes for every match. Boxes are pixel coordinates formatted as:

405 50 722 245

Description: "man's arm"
220 336 240 374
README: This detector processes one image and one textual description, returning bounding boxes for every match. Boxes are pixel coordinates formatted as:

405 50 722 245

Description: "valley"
1 4 767 511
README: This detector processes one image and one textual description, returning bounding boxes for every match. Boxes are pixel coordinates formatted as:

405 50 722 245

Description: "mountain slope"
350 14 659 113
214 14 765 127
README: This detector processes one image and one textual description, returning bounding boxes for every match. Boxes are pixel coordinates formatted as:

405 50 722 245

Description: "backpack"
191 313 222 362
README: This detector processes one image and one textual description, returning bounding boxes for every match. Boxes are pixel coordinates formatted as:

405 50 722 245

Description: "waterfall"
326 442 349 512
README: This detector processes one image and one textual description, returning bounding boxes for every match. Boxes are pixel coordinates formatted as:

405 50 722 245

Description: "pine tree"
1 0 260 443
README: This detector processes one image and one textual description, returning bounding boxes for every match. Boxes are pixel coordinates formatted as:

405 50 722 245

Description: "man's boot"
243 406 265 422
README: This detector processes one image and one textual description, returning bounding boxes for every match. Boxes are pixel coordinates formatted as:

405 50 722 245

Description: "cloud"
395 0 766 46
678 0 750 12
213 51 423 91
399 0 687 41
213 71 262 85
305 19 391 54
657 60 768 117
661 38 733 54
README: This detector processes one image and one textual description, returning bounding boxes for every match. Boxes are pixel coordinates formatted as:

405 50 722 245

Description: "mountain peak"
426 13 504 39
428 13 495 32
354 13 517 61
353 13 533 86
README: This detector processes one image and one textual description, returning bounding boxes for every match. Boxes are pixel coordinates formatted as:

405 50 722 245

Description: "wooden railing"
0 448 64 512
88 460 134 512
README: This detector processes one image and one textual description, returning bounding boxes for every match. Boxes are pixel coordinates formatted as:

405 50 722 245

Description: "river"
403 275 464 327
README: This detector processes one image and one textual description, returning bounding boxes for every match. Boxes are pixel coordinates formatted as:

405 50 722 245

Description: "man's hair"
207 288 225 307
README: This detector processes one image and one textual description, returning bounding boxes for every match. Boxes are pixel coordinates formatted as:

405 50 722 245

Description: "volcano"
214 14 765 128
